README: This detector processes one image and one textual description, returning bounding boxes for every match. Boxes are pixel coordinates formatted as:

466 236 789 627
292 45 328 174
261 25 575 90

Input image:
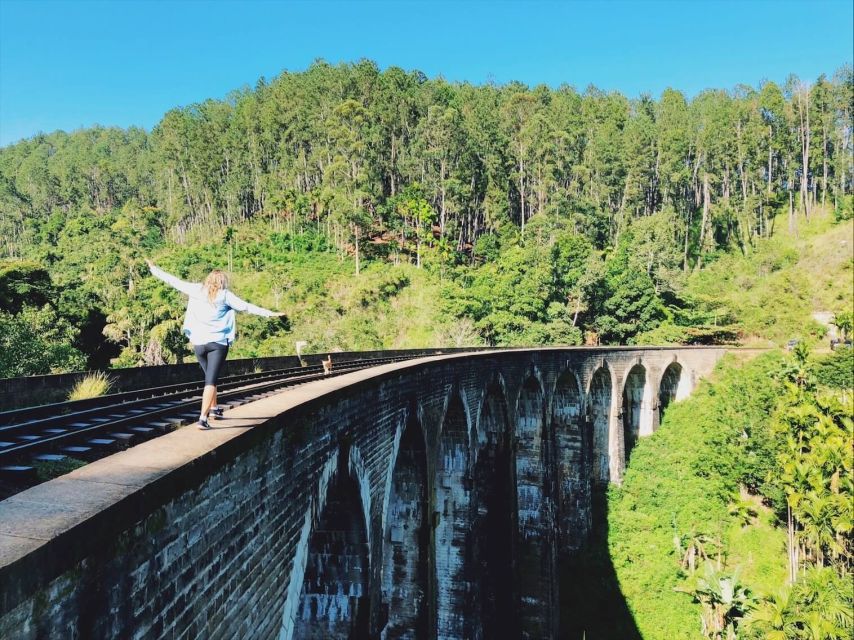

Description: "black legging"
194 342 229 386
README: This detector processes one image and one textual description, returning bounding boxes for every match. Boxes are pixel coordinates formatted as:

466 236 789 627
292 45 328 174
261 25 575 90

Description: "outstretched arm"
223 290 284 317
146 260 199 297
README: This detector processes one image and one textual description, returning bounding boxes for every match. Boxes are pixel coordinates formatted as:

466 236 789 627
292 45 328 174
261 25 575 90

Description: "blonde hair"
203 270 229 303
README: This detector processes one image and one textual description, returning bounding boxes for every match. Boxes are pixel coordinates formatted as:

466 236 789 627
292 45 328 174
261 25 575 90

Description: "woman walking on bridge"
145 260 284 430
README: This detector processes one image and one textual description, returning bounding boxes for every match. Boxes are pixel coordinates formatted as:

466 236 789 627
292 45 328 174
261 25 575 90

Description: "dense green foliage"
608 351 853 639
0 261 89 375
813 347 854 389
0 61 852 376
0 306 86 377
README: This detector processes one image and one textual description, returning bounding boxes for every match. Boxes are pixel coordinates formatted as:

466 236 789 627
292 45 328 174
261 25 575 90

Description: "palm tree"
793 567 854 639
744 588 796 640
678 562 755 639
833 310 852 342
674 530 721 574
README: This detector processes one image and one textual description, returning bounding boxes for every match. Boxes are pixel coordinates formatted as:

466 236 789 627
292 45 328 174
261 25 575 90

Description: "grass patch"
34 457 87 481
724 498 788 599
67 371 114 401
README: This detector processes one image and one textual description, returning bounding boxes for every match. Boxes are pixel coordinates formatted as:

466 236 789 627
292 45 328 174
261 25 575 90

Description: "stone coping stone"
0 345 727 616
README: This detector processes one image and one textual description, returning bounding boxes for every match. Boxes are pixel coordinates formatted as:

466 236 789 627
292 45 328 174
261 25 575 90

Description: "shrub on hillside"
812 346 854 389
834 194 853 222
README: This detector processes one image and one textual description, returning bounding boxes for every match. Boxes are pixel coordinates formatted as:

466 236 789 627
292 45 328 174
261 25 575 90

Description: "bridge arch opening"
588 366 612 485
622 364 652 465
381 416 429 639
552 369 587 554
473 381 516 637
435 391 474 639
294 452 371 639
516 375 555 636
658 362 690 424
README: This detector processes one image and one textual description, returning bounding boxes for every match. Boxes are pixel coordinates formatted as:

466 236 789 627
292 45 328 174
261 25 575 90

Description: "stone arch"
474 372 509 447
435 388 474 639
515 375 555 636
658 361 691 424
622 364 653 466
587 364 613 485
381 415 429 639
552 368 587 554
293 447 371 639
348 445 373 557
279 455 338 640
472 379 517 637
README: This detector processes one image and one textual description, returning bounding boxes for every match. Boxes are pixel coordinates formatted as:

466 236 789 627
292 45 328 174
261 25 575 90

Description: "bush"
834 194 853 222
812 346 854 389
34 456 87 481
634 322 692 345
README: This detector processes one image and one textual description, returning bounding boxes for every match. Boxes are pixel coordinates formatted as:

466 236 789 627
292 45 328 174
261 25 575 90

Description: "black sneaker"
198 418 212 430
211 406 224 419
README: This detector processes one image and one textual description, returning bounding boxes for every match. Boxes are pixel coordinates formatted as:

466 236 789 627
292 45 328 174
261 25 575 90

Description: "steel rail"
0 355 409 469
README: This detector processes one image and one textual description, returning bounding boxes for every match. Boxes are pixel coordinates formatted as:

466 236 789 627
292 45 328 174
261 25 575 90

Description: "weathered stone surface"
0 347 725 639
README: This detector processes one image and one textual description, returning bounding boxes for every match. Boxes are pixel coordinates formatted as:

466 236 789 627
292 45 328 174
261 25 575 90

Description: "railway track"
0 354 417 498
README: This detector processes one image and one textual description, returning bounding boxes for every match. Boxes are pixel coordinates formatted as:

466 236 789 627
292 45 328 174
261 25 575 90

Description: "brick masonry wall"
0 347 725 639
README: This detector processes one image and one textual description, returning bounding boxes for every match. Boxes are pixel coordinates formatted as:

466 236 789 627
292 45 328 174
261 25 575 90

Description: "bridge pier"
514 375 558 637
551 369 587 557
380 416 429 639
472 379 516 639
433 391 475 640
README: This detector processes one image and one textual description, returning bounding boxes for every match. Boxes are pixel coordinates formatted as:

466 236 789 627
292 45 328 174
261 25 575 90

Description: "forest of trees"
0 60 852 374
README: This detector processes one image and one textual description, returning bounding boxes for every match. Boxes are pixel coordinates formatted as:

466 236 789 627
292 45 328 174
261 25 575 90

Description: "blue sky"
1 0 851 146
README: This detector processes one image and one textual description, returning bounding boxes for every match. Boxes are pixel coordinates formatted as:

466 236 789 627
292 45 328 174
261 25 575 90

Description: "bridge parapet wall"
0 348 491 411
0 347 725 639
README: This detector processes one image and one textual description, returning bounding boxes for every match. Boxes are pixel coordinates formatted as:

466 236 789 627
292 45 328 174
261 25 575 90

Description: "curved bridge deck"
0 346 725 639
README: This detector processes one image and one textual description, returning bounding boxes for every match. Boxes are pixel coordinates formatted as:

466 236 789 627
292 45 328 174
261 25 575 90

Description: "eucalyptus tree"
500 87 538 236
621 96 658 221
656 88 694 268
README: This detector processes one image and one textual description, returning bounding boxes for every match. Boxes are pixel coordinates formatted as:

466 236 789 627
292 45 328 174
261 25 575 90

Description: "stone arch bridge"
0 347 724 639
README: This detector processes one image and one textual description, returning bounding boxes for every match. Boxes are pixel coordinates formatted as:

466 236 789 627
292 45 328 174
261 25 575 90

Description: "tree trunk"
800 87 811 220
519 142 526 237
695 173 711 271
682 208 692 272
354 225 360 275
767 126 773 196
440 159 447 237
822 125 828 208
787 505 798 584
390 136 397 196
788 186 797 236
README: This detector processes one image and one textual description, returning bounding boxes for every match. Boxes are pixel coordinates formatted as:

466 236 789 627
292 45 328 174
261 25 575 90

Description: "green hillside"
0 61 852 376
676 211 853 347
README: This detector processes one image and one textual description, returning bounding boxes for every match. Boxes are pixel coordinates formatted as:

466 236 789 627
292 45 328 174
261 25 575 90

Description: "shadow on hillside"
559 489 642 639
